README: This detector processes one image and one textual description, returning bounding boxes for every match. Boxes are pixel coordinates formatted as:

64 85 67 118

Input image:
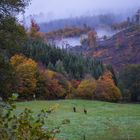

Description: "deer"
73 107 76 112
84 109 87 114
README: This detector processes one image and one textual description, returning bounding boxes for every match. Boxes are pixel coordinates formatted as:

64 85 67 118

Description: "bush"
0 95 59 140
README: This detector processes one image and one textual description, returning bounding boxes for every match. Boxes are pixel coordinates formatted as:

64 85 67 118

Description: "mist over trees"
39 14 125 32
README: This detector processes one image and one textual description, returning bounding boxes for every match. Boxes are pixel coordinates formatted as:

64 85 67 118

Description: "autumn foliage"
8 54 122 102
9 54 121 102
36 69 73 100
10 54 37 99
27 19 45 39
76 78 96 99
87 31 97 48
93 71 121 102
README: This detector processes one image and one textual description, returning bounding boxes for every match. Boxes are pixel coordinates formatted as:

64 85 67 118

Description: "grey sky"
25 0 140 20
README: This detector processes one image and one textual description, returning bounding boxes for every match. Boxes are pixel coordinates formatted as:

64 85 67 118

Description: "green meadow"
16 100 140 140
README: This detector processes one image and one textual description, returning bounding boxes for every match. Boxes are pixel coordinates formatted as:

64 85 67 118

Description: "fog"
24 0 140 22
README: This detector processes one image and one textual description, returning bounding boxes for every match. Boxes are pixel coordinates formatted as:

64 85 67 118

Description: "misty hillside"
69 25 140 70
39 14 125 32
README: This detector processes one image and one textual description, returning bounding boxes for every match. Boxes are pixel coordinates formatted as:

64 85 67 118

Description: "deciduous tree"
77 78 96 99
10 54 37 99
94 71 121 102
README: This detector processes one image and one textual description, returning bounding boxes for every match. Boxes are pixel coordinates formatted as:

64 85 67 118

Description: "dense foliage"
119 65 140 102
76 78 96 99
10 54 37 100
36 69 73 100
0 0 30 55
22 38 104 80
0 95 59 140
94 72 122 102
0 54 14 99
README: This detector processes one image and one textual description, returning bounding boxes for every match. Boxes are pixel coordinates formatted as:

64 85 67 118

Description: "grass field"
16 100 140 140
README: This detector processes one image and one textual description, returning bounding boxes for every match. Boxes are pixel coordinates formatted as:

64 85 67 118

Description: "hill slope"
70 26 140 70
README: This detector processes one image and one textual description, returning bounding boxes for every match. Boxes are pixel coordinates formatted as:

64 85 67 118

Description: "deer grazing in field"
73 107 76 112
84 109 87 114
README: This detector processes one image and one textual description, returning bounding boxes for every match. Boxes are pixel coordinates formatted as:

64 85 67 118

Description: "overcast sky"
24 0 140 21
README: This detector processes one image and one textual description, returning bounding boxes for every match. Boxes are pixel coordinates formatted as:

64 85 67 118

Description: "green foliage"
22 39 105 80
0 0 31 100
55 60 65 74
0 0 30 17
0 17 26 55
0 0 30 55
16 100 140 140
119 65 140 102
0 54 15 99
47 62 55 71
106 65 118 86
0 94 59 140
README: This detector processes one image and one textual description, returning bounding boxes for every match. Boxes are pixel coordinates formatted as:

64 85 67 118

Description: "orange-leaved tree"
36 69 69 100
94 71 121 102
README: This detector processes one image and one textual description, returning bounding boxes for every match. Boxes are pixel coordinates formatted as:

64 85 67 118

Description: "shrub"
0 95 59 140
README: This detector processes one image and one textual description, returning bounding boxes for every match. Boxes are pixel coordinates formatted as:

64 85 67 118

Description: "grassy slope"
16 100 140 140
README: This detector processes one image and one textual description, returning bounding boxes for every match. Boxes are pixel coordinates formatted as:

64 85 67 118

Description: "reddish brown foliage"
94 71 121 102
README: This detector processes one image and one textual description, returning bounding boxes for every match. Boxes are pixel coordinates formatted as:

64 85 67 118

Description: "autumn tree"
28 19 39 37
10 54 37 99
36 69 72 100
76 78 96 99
28 19 45 39
94 71 121 102
46 70 70 99
87 31 97 48
0 0 31 99
70 80 81 89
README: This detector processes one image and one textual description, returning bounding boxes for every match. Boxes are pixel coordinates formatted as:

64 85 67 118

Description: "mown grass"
16 100 140 140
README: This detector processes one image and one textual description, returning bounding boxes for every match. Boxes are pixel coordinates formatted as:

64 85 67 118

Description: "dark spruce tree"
22 38 105 80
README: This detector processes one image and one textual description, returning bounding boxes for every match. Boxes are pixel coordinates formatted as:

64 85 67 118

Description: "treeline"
22 38 104 80
46 27 90 39
1 53 121 102
39 14 125 32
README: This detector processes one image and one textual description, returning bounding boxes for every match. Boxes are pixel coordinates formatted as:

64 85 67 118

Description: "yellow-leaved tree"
10 54 37 99
76 78 96 99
